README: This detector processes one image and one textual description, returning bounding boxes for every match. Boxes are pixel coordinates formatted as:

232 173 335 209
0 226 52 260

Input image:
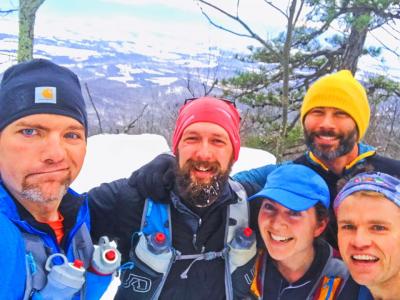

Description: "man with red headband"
88 97 257 300
131 70 400 250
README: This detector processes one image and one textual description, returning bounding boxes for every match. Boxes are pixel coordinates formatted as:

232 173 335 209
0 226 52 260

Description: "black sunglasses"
184 97 236 108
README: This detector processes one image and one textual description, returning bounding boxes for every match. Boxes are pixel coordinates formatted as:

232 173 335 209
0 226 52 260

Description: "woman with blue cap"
247 164 357 299
335 172 400 300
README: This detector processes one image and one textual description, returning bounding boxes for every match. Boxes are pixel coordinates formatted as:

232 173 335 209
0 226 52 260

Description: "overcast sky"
0 0 399 76
2 0 286 52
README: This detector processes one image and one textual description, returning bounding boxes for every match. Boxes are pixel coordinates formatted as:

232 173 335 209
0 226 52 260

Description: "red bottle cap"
105 249 116 261
243 227 253 237
154 232 166 244
73 259 84 269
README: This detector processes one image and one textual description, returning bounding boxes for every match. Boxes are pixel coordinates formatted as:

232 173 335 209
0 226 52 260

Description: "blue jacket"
0 183 110 299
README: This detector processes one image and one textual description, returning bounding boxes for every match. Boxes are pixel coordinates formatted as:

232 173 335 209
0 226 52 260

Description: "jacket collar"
307 143 376 172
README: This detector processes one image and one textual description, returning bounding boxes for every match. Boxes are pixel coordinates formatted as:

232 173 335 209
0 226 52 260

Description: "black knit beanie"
0 59 87 135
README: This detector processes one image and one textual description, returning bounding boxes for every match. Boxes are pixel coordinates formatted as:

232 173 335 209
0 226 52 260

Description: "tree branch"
197 0 282 61
122 104 149 133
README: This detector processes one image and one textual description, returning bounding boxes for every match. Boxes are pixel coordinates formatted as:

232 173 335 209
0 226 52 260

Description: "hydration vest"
118 180 256 300
250 247 350 300
0 184 112 300
22 223 94 300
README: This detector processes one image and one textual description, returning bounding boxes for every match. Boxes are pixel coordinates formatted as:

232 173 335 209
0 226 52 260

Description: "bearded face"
302 107 359 162
304 127 358 161
176 158 233 207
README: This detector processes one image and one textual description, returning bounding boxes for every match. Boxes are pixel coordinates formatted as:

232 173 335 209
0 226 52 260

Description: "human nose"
194 140 213 161
350 228 372 249
40 135 66 164
269 212 288 231
318 112 335 130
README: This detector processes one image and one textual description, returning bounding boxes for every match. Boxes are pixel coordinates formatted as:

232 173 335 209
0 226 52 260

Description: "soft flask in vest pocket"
115 232 173 300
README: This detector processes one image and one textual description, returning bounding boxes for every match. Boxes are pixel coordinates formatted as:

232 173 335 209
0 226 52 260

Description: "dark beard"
304 127 358 161
176 159 232 208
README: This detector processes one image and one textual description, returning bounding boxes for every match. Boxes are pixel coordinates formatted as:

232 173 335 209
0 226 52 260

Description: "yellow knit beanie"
300 70 370 140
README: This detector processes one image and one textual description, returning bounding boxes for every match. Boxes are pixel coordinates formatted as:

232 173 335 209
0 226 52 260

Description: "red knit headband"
172 96 241 161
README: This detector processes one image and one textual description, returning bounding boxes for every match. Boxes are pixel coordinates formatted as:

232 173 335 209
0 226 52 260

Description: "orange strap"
250 250 266 298
313 276 343 300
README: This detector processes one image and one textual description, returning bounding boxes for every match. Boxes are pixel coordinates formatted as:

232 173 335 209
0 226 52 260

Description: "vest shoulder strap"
142 180 249 244
22 233 48 300
226 179 249 243
141 198 171 240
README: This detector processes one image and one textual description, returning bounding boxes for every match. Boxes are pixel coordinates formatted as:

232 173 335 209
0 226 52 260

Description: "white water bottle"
40 253 85 300
90 236 121 275
231 227 256 249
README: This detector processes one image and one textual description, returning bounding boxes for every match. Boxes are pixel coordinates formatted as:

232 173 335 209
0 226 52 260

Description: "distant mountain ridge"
0 33 250 135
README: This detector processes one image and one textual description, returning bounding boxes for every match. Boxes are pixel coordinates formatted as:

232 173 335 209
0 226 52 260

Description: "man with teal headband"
335 172 400 300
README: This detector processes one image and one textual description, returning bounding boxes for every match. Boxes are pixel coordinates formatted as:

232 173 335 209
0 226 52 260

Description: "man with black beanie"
0 59 115 299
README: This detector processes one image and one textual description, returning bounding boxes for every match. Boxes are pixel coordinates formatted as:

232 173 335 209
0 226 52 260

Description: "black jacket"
255 240 359 300
88 179 254 300
235 148 400 249
293 152 400 248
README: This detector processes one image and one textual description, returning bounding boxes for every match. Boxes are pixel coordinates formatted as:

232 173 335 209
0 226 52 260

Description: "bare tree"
18 0 45 62
120 104 149 133
185 50 224 98
194 0 400 160
197 0 306 161
84 83 103 134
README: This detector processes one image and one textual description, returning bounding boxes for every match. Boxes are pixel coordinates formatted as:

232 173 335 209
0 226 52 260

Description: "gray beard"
21 178 70 204
304 128 358 161
20 186 68 203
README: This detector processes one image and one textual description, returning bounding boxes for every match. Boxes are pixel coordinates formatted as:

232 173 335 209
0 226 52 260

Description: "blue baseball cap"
247 164 330 211
334 172 400 211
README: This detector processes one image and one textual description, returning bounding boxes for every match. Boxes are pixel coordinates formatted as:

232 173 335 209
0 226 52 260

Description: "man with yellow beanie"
235 69 400 248
130 70 399 250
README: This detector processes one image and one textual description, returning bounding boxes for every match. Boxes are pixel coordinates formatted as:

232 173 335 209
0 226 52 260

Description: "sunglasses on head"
184 97 237 108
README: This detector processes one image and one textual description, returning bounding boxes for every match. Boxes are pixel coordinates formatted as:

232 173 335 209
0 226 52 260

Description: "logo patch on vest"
35 87 57 104
122 274 152 293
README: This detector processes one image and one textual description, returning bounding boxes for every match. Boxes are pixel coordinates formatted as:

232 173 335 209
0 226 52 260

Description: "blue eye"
21 128 37 136
65 132 81 139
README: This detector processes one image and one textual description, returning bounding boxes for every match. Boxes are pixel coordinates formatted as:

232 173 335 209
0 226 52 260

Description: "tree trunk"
18 0 45 62
340 9 369 74
276 0 298 162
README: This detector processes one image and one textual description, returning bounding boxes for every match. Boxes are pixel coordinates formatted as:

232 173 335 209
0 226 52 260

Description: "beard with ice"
176 157 233 208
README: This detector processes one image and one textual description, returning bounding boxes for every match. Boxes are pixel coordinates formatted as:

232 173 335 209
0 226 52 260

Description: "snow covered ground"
70 133 276 299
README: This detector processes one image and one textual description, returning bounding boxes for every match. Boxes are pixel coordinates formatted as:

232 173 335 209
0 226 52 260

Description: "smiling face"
0 114 86 209
176 122 233 207
337 192 400 290
177 122 233 182
258 199 327 265
304 107 358 161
